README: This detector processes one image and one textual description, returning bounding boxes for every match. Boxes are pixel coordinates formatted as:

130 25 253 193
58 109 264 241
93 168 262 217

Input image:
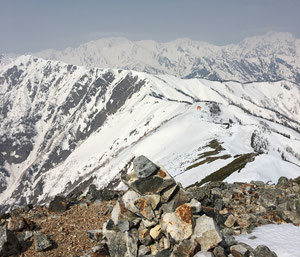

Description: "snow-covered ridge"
0 55 299 211
30 31 300 84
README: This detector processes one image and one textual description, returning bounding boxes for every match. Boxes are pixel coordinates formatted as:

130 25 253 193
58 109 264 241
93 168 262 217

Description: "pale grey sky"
1 0 300 53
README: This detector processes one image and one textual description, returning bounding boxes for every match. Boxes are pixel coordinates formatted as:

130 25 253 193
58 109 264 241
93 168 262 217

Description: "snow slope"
0 55 299 211
33 31 300 84
235 224 300 257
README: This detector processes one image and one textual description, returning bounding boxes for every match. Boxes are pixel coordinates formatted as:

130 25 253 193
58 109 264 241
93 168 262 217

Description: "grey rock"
86 230 102 241
230 243 254 257
223 235 238 247
194 251 214 257
190 198 201 214
155 249 172 257
225 214 236 228
0 226 8 250
35 232 53 252
186 185 211 202
17 230 33 242
171 239 197 257
161 188 190 213
138 223 153 246
133 155 160 178
124 174 175 196
142 219 158 228
111 201 138 225
7 215 27 231
254 245 277 257
214 198 224 211
48 195 68 213
122 190 156 220
192 214 222 250
86 184 120 202
0 226 21 256
106 231 138 257
118 220 131 232
213 246 226 257
277 177 289 187
161 184 178 203
139 245 151 256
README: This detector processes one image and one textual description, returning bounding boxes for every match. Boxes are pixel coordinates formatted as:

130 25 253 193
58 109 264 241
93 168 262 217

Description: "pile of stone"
0 205 55 256
101 156 278 257
187 176 300 236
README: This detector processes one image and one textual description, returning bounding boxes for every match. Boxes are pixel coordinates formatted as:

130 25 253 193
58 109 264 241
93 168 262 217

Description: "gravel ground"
18 200 115 257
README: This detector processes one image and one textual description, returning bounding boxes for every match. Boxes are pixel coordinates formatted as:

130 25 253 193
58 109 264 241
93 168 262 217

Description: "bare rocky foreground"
0 156 299 257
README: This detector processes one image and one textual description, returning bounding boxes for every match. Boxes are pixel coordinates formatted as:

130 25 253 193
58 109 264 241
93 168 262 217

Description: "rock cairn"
1 155 298 256
101 155 278 257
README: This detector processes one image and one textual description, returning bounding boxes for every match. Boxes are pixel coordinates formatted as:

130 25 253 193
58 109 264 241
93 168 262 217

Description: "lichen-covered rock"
161 204 193 242
122 190 157 220
161 188 190 213
192 214 222 250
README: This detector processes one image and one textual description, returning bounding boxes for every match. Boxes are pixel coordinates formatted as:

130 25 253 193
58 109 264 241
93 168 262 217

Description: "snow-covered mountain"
0 55 300 212
0 54 16 67
32 32 300 84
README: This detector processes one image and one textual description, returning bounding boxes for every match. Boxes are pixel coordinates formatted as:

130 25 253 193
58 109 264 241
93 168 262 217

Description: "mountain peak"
27 32 300 84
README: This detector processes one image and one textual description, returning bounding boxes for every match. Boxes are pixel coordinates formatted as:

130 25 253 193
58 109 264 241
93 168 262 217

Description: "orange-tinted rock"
175 204 192 224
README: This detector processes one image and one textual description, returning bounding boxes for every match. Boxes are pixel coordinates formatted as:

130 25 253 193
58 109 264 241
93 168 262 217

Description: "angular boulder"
35 232 53 252
192 214 222 251
106 231 138 257
48 195 68 213
254 245 278 257
122 156 175 195
171 239 197 257
111 201 138 225
161 203 193 242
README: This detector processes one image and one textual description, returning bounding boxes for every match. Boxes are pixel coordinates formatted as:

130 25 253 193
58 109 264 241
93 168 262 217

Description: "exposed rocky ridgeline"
1 156 298 256
1 55 300 213
32 32 300 84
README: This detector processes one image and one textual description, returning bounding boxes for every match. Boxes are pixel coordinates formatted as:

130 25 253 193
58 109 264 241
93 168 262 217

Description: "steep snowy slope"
33 32 300 84
0 55 299 211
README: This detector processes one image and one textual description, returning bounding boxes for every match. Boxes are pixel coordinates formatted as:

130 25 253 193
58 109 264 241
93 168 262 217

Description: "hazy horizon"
1 0 300 53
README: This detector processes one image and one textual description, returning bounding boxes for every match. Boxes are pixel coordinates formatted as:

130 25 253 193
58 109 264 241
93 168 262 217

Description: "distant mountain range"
1 55 299 212
28 31 300 84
